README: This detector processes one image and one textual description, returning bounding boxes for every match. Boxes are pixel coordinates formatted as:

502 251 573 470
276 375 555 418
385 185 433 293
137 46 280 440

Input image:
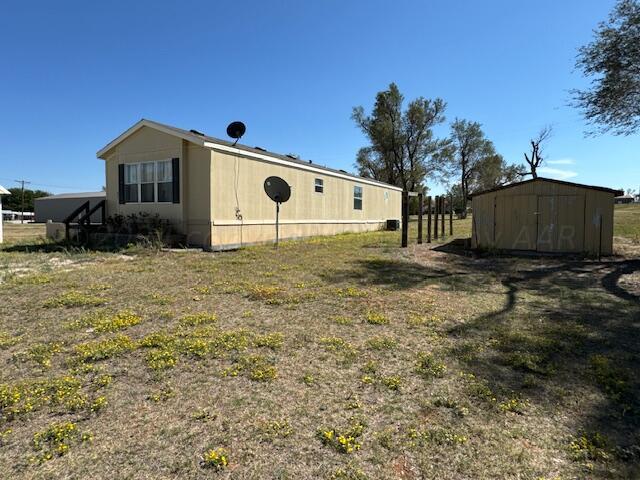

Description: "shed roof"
36 191 106 201
0 185 9 195
469 177 623 199
96 119 403 191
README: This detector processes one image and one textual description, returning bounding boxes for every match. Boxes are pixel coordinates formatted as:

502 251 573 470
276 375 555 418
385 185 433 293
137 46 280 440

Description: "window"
121 160 174 203
354 185 363 210
124 164 139 203
156 160 173 202
314 178 324 193
140 162 155 203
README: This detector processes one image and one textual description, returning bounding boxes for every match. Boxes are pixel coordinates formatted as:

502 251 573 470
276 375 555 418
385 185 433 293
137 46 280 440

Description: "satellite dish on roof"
263 176 291 248
226 121 246 146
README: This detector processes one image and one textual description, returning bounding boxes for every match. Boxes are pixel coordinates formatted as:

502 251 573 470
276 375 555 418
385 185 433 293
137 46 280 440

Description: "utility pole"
15 179 31 224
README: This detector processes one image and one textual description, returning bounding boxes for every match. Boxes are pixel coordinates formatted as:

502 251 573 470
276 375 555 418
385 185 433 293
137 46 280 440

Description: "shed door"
537 195 584 252
495 195 537 250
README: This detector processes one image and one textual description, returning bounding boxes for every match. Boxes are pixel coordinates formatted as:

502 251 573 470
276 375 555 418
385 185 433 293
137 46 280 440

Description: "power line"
0 177 98 190
14 179 31 224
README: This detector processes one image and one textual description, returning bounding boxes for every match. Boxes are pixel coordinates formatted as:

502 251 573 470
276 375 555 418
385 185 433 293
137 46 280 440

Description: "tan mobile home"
97 119 402 249
470 177 622 256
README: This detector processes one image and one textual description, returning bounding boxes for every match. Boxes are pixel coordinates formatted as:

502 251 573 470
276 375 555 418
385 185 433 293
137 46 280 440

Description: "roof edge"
96 119 403 192
468 177 623 199
96 119 206 159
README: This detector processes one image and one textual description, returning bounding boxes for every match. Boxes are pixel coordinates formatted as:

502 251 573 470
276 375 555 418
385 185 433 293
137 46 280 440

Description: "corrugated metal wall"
471 180 615 255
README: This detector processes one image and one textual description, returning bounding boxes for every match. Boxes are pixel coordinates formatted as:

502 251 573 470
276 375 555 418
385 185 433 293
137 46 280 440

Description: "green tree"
4 188 51 212
442 119 496 217
573 0 640 135
475 153 523 190
352 83 448 192
446 153 522 215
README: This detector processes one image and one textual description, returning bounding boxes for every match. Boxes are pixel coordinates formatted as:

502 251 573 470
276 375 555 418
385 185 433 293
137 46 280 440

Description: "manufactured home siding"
210 150 401 249
471 179 615 255
104 127 212 241
100 122 402 249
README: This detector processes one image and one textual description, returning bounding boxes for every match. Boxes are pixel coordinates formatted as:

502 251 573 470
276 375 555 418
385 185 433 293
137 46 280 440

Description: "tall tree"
443 119 496 217
523 126 553 178
4 188 51 211
475 153 523 190
352 83 447 192
446 153 522 215
573 0 640 135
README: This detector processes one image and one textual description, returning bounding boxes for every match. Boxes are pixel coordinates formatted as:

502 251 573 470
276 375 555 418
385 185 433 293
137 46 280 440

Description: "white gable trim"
0 185 9 195
96 119 205 159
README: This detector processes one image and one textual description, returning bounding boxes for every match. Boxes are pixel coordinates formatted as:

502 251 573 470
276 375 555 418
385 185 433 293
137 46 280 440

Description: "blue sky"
1 0 638 195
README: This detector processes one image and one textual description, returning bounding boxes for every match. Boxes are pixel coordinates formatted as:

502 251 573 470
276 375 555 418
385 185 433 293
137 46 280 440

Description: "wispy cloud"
546 158 576 165
537 167 578 180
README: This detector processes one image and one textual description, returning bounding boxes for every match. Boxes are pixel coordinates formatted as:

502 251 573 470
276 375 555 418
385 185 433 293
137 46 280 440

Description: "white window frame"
314 177 324 194
354 185 363 210
122 159 174 204
124 164 139 203
155 160 173 203
139 161 156 203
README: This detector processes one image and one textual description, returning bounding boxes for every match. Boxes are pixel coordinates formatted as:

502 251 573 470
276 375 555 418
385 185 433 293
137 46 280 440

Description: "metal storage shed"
34 192 106 223
469 178 623 256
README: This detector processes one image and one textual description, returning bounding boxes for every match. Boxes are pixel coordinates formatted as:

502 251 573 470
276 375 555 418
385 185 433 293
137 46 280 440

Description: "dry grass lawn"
0 209 638 479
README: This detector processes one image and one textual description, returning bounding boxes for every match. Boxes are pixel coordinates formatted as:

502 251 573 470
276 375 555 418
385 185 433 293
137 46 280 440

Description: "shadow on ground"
336 239 640 470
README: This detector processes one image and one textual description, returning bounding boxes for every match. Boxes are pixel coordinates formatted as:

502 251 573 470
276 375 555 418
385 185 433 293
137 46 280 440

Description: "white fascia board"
204 141 403 192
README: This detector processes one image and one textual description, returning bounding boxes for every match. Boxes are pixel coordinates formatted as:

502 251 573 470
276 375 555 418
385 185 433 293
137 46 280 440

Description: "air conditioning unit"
386 219 400 231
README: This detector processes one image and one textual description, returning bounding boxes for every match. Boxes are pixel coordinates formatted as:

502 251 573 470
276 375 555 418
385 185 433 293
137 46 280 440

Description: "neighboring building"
34 191 106 223
2 210 34 222
96 119 402 249
614 193 635 204
470 177 623 256
0 185 9 243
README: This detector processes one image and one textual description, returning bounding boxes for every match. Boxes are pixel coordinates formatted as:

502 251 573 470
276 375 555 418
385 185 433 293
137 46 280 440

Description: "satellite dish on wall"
263 176 291 248
264 176 291 203
226 121 246 146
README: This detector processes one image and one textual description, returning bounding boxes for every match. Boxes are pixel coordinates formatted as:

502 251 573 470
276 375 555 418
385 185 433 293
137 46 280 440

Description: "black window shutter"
172 157 180 203
118 164 125 204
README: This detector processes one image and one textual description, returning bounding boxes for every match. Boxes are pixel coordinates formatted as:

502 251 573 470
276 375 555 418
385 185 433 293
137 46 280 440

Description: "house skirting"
208 220 386 250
